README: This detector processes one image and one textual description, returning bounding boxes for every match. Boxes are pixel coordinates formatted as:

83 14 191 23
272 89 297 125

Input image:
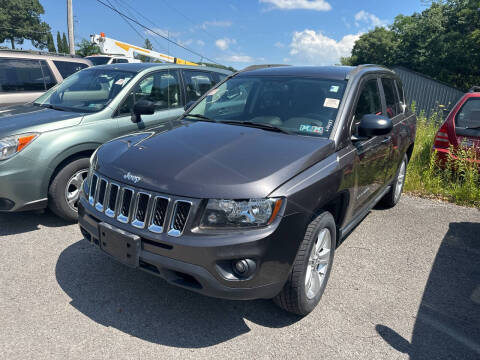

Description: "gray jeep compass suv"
78 65 416 315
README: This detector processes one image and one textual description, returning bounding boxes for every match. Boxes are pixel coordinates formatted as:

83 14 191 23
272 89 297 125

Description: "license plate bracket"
99 222 141 267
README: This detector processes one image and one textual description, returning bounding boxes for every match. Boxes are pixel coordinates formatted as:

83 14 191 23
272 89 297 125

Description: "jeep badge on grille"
123 172 141 183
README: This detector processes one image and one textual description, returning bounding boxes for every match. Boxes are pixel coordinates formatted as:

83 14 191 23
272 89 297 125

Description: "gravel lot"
0 195 479 359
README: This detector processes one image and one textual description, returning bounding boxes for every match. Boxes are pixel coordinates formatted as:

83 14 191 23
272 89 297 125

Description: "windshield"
187 75 347 137
86 56 111 66
34 68 135 112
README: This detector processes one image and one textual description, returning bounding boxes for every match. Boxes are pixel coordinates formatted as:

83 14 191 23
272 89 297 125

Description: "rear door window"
112 58 129 64
456 98 480 130
0 58 50 92
183 70 216 103
381 77 401 118
53 60 89 79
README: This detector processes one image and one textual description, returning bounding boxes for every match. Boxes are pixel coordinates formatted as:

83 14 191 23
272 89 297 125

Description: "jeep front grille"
88 173 193 237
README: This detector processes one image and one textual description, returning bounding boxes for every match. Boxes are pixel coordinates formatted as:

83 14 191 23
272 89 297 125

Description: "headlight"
0 133 39 160
200 198 283 228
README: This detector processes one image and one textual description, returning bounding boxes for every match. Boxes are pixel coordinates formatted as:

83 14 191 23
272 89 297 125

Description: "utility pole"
67 0 75 55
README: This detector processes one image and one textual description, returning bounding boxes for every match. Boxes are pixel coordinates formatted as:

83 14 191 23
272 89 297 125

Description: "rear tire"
273 211 336 316
380 154 408 208
48 158 89 222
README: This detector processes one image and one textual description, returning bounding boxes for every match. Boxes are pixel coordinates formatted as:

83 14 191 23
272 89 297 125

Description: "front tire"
380 154 408 208
48 158 89 222
274 212 336 316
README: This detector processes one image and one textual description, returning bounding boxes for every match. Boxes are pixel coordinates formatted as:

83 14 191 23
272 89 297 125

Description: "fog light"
234 259 248 274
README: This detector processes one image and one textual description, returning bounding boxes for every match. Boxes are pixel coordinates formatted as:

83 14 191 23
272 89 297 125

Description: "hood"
96 121 335 199
0 103 84 135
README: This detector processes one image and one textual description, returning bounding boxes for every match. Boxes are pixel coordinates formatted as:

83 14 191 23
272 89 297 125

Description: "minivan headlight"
0 133 39 160
200 198 283 228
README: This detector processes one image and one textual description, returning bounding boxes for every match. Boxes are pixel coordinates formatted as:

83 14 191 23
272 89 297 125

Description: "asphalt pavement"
0 195 479 359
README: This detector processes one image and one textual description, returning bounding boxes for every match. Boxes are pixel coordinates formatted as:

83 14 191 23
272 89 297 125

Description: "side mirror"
184 100 195 111
132 99 155 123
357 114 393 138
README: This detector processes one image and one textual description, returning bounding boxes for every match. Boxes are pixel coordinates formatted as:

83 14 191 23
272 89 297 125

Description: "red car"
434 87 480 166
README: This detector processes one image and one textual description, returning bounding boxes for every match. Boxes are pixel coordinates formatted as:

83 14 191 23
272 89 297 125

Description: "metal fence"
393 66 464 118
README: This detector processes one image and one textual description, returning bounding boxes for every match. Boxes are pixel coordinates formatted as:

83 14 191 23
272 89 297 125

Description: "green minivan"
0 63 230 221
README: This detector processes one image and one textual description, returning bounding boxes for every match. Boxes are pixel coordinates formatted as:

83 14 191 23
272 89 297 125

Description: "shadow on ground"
376 222 480 359
55 240 300 348
0 210 70 236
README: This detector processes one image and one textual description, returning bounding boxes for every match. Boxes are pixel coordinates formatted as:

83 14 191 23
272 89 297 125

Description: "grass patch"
404 113 480 207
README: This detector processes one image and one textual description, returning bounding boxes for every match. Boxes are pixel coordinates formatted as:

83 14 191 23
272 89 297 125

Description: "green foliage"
347 0 480 90
46 32 55 52
0 0 51 49
62 32 68 53
404 113 480 207
56 31 63 53
75 38 100 57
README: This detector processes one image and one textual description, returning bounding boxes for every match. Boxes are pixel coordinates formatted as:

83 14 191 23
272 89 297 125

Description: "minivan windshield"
34 68 135 113
86 56 111 66
187 75 347 137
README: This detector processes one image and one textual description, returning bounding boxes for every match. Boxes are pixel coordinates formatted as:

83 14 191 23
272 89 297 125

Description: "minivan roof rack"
240 64 290 72
0 49 83 58
468 86 480 93
346 64 392 79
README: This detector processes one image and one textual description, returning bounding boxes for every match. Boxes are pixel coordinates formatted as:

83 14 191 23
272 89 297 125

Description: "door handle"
381 136 392 144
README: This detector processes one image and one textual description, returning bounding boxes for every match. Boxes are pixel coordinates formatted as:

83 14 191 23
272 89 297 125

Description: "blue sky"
15 0 427 68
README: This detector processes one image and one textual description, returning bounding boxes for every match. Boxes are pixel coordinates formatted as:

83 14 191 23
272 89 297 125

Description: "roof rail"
346 63 392 79
0 48 83 58
239 64 290 73
468 86 480 93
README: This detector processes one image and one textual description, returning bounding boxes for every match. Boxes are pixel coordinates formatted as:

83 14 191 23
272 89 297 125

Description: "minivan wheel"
380 154 408 208
48 158 89 222
273 211 336 316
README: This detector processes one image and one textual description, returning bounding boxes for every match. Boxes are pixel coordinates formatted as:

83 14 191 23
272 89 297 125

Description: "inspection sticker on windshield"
299 125 323 134
207 88 218 96
324 98 340 109
329 85 340 93
115 79 125 85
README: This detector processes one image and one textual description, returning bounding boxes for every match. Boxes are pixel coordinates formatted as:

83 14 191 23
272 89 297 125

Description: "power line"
94 0 220 64
107 0 146 45
112 0 169 54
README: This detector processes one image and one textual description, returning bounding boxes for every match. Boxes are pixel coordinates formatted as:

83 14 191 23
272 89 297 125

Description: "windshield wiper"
35 103 66 111
220 120 293 135
183 114 217 122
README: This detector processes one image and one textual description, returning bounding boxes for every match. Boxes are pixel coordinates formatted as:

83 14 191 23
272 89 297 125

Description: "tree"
62 32 69 54
345 0 480 90
47 32 56 52
198 62 237 72
75 38 100 57
56 31 63 53
0 0 51 49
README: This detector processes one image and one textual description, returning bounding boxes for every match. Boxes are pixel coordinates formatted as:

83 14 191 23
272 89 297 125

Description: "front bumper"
78 197 307 300
0 155 49 212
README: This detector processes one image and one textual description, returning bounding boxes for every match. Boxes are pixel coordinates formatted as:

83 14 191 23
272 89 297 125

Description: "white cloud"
354 10 387 29
260 0 331 11
274 41 286 48
289 29 361 65
201 20 232 29
219 54 254 63
215 37 236 51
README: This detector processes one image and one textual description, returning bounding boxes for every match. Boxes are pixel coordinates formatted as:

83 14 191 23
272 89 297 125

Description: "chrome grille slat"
95 178 107 212
168 201 192 237
89 172 192 237
148 196 169 233
105 183 119 218
132 192 150 229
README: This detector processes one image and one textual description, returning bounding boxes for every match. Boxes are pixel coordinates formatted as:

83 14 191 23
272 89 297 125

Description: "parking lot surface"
0 195 479 359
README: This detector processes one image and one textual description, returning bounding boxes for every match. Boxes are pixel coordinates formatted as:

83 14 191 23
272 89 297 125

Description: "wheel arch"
310 191 350 243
